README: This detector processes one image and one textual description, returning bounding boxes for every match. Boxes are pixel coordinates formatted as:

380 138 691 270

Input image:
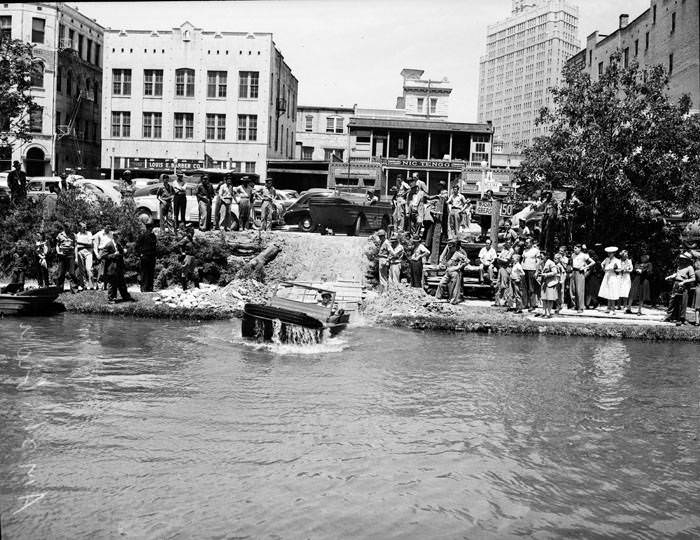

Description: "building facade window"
31 18 45 43
78 35 83 58
144 69 163 96
31 62 44 88
417 98 424 112
86 39 92 63
430 98 438 114
29 106 42 132
324 148 343 161
301 146 313 160
112 69 132 95
95 44 100 67
206 113 226 140
237 114 257 140
56 67 62 92
111 111 130 137
245 161 256 173
645 32 649 50
623 47 629 68
634 39 639 56
174 112 194 138
142 112 162 138
239 71 259 98
326 116 343 134
207 71 227 98
175 68 195 97
304 115 313 132
0 16 11 41
598 61 604 76
669 53 674 76
671 12 675 33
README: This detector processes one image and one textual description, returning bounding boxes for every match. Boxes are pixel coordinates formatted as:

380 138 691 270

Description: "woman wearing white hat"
598 246 621 314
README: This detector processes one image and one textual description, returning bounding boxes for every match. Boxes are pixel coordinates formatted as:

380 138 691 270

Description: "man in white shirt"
478 238 497 283
570 244 595 312
93 225 115 289
75 221 95 290
447 185 466 239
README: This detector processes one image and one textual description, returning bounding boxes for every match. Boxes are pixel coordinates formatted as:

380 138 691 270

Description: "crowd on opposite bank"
370 172 700 327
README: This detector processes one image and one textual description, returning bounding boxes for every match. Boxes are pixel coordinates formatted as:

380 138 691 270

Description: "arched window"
30 61 44 88
175 68 195 97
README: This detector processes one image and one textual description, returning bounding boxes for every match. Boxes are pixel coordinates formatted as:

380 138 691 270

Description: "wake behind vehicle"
242 282 350 343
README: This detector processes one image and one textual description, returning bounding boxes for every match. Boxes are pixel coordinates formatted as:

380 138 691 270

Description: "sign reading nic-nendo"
383 158 464 170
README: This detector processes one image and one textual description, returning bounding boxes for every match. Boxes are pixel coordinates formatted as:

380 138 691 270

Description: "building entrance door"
25 147 47 176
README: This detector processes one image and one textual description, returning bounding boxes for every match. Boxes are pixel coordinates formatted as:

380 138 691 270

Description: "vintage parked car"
308 191 392 236
250 185 297 228
133 184 241 229
283 189 336 232
26 177 62 201
74 179 123 205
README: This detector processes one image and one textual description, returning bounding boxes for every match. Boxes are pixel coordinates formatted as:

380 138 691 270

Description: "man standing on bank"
196 174 215 231
570 244 595 313
136 220 158 292
235 176 255 230
7 160 27 203
260 178 277 231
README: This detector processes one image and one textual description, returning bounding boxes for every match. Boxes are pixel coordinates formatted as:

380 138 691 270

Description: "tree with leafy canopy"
517 51 700 252
0 37 40 151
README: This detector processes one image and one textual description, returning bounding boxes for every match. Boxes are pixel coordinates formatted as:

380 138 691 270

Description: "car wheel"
136 207 153 223
300 213 315 232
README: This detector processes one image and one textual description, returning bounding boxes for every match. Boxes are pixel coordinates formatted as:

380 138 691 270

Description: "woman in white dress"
617 250 633 309
599 246 622 314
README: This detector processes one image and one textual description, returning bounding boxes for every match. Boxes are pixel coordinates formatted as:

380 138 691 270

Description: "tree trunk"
243 243 282 273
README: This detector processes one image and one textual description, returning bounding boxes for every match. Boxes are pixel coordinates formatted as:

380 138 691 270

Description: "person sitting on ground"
435 238 469 304
478 238 497 284
664 252 695 325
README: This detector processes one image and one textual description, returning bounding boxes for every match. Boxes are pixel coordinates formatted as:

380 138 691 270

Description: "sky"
74 0 651 122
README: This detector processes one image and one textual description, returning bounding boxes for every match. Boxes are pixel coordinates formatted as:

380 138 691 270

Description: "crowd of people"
2 164 205 303
373 173 700 327
118 170 279 234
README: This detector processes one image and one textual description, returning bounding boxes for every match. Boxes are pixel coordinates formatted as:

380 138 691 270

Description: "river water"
1 315 698 539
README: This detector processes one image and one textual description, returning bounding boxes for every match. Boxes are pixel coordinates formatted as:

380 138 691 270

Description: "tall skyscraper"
478 0 580 155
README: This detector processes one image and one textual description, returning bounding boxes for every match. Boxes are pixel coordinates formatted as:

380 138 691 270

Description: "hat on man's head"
604 246 618 254
321 291 333 298
679 251 693 261
376 229 386 237
12 160 20 166
265 177 274 183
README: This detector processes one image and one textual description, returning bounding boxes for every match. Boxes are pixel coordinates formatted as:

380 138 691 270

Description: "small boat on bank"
0 287 63 316
242 282 350 343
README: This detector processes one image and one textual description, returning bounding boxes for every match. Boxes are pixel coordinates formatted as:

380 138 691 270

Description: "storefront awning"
348 117 494 134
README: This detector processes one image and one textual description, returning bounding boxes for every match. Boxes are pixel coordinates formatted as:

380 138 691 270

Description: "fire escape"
56 37 92 172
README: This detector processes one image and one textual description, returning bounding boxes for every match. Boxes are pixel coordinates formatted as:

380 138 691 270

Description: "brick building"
0 2 103 176
101 22 297 179
567 0 700 113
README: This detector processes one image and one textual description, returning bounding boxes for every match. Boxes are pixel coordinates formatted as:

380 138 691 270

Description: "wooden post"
490 199 501 246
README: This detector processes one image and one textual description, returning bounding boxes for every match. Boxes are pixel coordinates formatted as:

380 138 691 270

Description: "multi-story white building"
477 0 580 154
0 2 104 175
102 22 298 179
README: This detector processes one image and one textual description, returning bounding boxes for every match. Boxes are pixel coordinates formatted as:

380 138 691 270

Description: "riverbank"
362 284 700 342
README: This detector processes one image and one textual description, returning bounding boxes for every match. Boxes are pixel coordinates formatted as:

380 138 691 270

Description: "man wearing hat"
260 177 277 231
664 252 695 325
135 219 158 292
120 169 135 200
427 180 448 264
75 221 95 290
196 174 215 230
7 160 27 203
435 238 469 303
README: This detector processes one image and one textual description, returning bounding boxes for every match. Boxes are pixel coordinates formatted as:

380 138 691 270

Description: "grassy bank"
376 304 700 341
59 291 239 320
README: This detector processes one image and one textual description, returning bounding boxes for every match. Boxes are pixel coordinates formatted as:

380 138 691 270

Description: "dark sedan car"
283 189 335 232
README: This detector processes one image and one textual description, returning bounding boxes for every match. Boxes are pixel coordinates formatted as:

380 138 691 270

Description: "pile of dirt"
153 279 272 312
361 283 459 322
